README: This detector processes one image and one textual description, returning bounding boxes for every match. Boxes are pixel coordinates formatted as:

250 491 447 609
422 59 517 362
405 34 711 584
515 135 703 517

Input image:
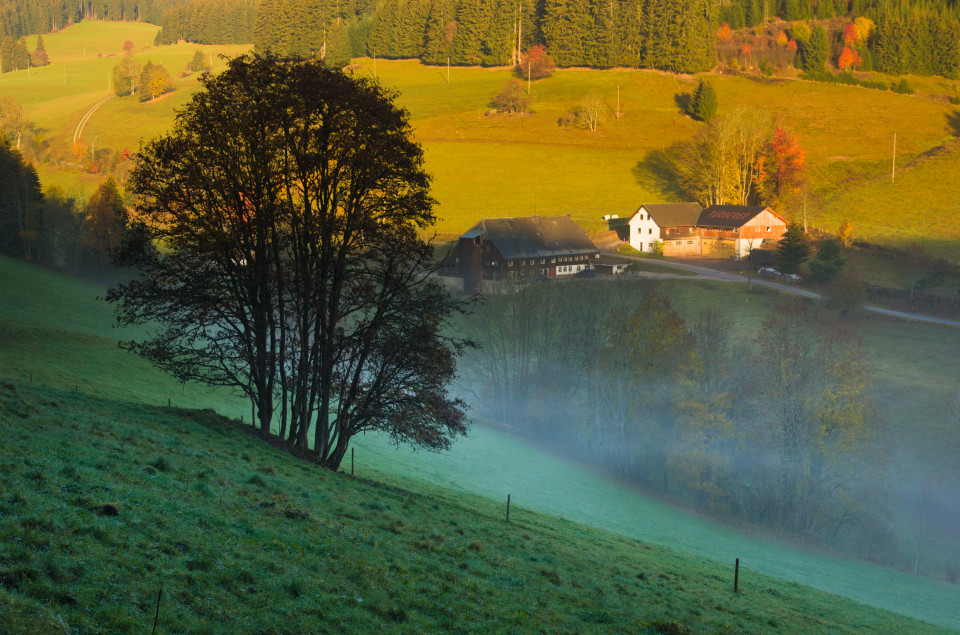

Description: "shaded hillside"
0 379 952 633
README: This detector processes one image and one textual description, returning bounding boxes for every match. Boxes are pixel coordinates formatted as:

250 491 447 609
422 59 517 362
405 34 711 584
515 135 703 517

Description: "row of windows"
639 225 775 235
507 254 591 267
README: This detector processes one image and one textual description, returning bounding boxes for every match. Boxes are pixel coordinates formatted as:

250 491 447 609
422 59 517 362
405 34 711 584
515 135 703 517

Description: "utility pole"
517 3 522 66
891 132 897 184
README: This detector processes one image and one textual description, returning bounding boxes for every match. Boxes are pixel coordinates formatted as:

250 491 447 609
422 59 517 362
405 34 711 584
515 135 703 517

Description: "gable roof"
461 215 598 260
698 205 772 229
634 203 702 228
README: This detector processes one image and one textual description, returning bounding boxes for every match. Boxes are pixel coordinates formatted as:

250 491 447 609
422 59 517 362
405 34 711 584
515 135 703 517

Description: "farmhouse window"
648 228 653 234
551 258 556 263
766 226 771 232
508 260 513 267
637 227 642 234
541 259 546 264
687 240 694 244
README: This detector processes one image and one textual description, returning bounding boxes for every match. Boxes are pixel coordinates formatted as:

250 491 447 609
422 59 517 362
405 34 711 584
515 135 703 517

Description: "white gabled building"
626 203 702 253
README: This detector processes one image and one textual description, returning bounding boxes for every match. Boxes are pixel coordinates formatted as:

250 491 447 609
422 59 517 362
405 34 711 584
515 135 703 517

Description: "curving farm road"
73 93 114 145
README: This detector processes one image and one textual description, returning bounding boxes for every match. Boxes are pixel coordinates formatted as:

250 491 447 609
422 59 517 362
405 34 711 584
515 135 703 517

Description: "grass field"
4 382 954 634
3 254 960 631
3 22 960 260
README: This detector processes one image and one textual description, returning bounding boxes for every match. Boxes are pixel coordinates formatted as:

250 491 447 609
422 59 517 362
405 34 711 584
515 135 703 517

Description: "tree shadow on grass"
673 92 691 114
632 146 688 201
947 110 960 137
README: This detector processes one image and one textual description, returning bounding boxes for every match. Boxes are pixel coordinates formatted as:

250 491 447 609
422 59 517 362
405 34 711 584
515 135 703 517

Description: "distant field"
2 21 959 255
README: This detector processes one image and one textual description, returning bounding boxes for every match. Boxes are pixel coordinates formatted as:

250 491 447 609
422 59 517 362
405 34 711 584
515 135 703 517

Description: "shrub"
492 80 528 114
518 45 556 80
892 79 914 95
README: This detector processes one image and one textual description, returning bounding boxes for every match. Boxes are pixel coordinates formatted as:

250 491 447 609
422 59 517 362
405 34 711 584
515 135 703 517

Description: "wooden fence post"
506 494 511 522
734 558 740 593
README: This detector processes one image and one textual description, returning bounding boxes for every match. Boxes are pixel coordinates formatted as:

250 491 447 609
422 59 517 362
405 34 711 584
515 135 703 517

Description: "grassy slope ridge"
4 22 960 256
2 256 960 632
1 382 945 634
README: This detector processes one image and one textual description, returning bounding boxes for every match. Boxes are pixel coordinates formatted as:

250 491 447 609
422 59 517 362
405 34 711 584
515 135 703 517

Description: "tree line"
254 0 718 73
0 138 131 273
459 278 958 575
3 0 959 78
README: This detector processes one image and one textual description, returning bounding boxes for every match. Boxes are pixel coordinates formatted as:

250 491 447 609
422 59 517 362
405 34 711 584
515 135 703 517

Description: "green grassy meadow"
3 254 960 631
4 22 960 258
5 382 953 634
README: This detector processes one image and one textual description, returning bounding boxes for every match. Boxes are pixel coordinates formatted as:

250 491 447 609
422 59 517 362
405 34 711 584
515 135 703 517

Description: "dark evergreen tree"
801 23 828 71
0 36 14 73
421 0 457 65
32 34 50 67
809 238 846 282
688 79 718 121
450 0 489 64
542 0 588 67
776 223 811 274
0 137 43 259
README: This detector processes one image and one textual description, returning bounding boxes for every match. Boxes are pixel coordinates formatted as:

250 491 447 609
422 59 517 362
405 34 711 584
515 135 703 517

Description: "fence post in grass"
152 581 163 634
168 397 171 407
734 558 740 593
506 494 511 522
351 447 354 476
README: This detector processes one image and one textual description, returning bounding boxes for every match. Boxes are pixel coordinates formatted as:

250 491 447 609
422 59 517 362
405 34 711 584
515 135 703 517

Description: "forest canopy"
0 0 958 76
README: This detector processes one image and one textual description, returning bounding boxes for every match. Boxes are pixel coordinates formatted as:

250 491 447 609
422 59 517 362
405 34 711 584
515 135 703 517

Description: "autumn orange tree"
754 126 805 208
518 45 556 80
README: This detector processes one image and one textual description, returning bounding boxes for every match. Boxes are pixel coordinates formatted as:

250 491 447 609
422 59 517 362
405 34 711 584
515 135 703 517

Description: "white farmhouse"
626 203 702 253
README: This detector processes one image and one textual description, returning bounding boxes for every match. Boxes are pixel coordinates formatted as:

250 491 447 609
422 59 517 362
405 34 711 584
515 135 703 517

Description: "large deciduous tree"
751 301 874 536
677 108 773 206
108 54 468 470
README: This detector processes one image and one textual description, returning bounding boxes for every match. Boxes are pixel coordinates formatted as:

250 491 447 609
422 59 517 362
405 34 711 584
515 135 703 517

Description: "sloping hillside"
1 379 952 634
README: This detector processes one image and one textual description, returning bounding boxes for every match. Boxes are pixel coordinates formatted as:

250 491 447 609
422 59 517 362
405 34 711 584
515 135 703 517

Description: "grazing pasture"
3 22 960 258
2 254 959 630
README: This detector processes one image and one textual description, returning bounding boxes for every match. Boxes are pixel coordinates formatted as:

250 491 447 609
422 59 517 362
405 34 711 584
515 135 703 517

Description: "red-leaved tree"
837 46 862 71
765 127 805 204
842 23 859 47
717 23 732 43
519 45 556 80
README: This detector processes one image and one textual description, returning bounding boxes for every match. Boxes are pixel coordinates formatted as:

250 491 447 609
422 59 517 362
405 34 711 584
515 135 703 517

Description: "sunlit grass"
4 25 958 256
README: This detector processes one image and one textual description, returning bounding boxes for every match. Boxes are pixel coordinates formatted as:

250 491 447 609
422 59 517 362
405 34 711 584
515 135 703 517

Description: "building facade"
627 203 788 258
439 215 601 294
